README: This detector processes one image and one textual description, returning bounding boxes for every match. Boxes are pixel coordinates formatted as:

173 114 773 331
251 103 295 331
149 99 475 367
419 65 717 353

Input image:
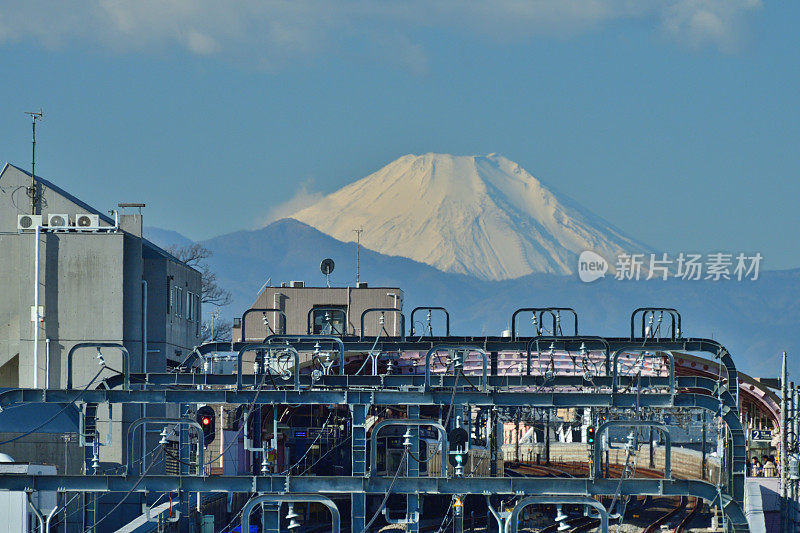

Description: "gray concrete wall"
235 286 404 339
0 162 202 493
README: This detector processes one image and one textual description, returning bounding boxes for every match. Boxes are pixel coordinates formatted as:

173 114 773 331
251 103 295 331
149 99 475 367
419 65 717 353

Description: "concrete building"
0 163 202 530
233 282 405 340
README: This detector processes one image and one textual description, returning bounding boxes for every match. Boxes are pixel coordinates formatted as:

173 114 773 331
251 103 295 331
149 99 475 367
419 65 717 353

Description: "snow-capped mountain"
289 153 651 280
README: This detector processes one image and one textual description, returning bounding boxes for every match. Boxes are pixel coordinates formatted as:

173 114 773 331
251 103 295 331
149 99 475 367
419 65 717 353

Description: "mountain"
144 226 194 249
144 220 800 378
289 153 651 280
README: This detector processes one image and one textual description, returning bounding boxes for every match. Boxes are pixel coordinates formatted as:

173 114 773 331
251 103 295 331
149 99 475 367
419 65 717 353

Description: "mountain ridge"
144 220 800 378
288 153 651 280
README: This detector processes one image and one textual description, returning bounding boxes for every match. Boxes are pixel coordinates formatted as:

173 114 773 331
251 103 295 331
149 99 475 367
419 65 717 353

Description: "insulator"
402 429 413 448
285 504 301 521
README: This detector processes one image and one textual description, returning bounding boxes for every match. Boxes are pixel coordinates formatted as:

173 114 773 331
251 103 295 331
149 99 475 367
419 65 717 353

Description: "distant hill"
144 226 194 249
145 219 800 377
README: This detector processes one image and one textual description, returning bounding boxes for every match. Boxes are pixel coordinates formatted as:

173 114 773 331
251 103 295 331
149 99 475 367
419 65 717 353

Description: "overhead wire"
0 367 104 446
84 448 165 532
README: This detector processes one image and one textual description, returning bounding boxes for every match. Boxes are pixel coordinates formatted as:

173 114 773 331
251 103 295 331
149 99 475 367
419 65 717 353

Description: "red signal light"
202 417 211 426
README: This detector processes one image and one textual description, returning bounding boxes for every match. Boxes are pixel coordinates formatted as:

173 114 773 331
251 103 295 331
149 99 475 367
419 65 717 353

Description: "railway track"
674 497 701 533
501 463 701 533
642 496 687 533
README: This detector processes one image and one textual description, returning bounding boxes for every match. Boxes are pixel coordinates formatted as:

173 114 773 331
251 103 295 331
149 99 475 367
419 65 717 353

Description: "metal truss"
0 306 753 533
0 475 748 530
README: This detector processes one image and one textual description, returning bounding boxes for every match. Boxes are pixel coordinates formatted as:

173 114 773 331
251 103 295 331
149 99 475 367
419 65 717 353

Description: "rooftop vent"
357 282 368 288
289 281 305 288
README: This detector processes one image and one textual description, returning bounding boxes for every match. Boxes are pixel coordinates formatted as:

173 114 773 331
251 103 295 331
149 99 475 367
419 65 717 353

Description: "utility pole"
781 351 788 532
24 110 43 215
353 227 363 285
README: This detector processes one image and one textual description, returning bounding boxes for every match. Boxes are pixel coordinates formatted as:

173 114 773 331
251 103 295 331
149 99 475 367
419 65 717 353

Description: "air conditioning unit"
75 213 100 229
47 214 69 229
17 214 43 230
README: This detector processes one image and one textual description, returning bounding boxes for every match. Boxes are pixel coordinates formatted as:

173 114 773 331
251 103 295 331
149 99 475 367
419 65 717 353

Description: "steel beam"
240 494 340 533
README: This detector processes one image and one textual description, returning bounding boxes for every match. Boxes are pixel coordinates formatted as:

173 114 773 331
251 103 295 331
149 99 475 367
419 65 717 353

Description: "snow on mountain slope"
289 153 651 280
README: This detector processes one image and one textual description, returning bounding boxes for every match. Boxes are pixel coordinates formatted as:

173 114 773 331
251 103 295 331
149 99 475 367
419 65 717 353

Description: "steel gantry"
0 307 752 532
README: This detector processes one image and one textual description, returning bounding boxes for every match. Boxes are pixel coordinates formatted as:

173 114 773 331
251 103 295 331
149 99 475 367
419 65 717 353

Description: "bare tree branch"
167 244 232 307
202 318 232 342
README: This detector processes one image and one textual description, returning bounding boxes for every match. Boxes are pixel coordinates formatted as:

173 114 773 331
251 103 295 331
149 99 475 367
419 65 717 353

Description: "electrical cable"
0 367 104 446
84 448 165 532
360 449 408 533
407 370 460 466
202 367 271 466
279 411 334 475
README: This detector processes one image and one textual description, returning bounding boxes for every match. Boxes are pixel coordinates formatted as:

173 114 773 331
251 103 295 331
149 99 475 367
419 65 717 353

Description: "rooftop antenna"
353 227 363 285
24 109 44 214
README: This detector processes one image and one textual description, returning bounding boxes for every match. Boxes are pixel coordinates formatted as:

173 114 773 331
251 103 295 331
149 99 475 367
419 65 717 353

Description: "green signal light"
455 454 463 464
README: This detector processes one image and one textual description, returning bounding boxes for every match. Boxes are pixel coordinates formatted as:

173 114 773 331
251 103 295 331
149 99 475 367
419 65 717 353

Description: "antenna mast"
353 227 363 285
24 109 44 215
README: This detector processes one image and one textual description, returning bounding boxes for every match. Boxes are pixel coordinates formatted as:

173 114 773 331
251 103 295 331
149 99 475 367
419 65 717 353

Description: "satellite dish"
320 258 335 288
320 258 335 276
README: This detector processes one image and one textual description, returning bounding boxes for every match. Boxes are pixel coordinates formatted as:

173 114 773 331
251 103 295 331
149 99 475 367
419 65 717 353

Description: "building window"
312 305 347 335
176 287 183 317
167 277 172 315
187 292 194 321
195 294 201 336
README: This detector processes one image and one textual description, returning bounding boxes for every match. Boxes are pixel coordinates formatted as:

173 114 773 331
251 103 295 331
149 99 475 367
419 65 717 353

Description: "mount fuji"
289 153 651 280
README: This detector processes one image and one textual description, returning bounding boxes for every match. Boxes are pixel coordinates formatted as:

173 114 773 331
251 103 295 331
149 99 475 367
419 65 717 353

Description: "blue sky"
0 1 798 269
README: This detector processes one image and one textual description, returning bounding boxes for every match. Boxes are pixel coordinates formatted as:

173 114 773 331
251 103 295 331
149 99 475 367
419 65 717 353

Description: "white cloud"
0 1 763 68
256 181 323 227
185 31 219 56
661 0 761 52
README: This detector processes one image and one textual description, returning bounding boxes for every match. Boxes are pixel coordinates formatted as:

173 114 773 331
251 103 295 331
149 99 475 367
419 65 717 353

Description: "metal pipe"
369 419 448 477
263 334 346 375
504 496 608 533
141 280 148 475
142 280 148 373
593 420 672 479
387 292 400 336
409 307 451 337
630 308 681 340
240 494 340 533
33 224 41 388
306 307 348 335
26 491 45 533
240 308 287 340
45 503 60 532
236 343 301 391
360 307 406 340
782 351 788 529
424 345 488 393
526 336 611 377
546 308 579 336
510 308 556 340
67 342 130 390
45 338 50 389
126 417 204 475
610 347 675 397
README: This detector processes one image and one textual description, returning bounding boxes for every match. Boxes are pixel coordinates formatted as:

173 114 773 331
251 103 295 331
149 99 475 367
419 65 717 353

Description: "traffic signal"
452 497 463 517
586 425 595 445
448 427 469 467
196 405 216 446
